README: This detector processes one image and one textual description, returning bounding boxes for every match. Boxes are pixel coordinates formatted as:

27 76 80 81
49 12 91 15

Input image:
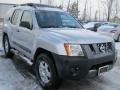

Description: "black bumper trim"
52 53 116 80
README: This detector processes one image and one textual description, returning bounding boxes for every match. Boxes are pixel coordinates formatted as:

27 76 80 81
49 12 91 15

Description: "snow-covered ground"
116 42 120 56
0 38 120 90
0 55 41 90
0 34 42 90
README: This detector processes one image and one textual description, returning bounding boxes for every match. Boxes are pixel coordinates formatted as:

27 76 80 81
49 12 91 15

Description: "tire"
34 53 61 90
3 35 14 58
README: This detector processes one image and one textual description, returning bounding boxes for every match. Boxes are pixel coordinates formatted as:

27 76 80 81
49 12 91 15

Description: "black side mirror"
20 21 31 29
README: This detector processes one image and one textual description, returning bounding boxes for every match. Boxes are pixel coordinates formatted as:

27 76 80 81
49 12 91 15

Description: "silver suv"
2 3 116 90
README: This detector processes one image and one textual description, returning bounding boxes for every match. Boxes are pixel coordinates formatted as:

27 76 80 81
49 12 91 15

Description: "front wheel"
34 53 61 90
3 35 14 58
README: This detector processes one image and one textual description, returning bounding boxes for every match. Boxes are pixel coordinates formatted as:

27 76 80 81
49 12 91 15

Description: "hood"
42 28 113 44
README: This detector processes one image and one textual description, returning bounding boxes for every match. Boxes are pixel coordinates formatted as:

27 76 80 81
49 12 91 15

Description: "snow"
0 56 41 90
0 36 42 90
0 38 120 90
59 67 120 90
0 54 42 90
116 42 120 56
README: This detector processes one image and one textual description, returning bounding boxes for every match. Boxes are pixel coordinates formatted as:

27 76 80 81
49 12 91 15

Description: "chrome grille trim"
81 42 113 59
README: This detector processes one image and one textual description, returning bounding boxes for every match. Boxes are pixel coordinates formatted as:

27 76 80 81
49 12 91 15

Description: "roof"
14 3 63 12
0 3 16 6
20 3 58 8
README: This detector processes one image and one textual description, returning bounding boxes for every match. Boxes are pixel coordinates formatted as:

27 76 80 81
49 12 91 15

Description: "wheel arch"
33 47 59 76
33 48 56 67
2 32 8 45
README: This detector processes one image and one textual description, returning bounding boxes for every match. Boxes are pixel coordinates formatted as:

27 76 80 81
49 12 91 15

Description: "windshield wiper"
41 25 59 28
41 25 79 28
68 26 78 28
60 26 78 28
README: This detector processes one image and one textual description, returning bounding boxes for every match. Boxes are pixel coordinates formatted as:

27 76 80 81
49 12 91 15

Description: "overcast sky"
0 0 98 7
0 0 119 20
0 0 99 16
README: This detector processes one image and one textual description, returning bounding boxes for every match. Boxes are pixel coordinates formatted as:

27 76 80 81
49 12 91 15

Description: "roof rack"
20 3 58 8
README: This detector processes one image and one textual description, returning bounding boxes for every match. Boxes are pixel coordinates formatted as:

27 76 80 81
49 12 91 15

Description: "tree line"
39 0 120 22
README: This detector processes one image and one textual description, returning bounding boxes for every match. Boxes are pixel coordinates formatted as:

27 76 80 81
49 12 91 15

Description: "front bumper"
52 53 117 80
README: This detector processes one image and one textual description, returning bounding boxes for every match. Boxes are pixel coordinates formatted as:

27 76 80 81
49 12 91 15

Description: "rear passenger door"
17 10 34 58
9 9 22 48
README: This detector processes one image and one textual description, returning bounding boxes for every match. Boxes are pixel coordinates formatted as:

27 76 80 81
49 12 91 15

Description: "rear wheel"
3 35 14 58
34 53 61 90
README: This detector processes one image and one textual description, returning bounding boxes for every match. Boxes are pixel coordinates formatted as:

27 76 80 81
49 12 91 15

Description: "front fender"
33 35 68 58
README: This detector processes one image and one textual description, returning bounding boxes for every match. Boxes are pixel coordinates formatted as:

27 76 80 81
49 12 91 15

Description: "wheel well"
3 32 7 37
33 48 55 65
2 32 7 44
33 48 59 76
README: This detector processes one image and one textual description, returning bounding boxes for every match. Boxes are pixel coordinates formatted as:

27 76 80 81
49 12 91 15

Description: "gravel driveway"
0 39 120 90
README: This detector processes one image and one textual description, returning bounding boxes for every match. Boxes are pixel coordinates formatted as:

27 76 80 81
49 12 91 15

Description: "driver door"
15 10 35 58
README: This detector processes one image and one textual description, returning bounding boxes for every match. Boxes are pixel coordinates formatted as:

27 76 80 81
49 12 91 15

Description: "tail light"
110 30 117 33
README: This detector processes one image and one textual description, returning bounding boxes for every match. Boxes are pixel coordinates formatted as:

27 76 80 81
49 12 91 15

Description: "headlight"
64 43 84 56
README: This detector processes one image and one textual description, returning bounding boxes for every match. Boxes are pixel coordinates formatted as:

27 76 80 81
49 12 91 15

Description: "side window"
19 11 33 30
11 9 21 25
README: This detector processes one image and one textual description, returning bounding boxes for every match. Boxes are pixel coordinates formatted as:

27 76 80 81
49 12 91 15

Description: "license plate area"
98 65 111 75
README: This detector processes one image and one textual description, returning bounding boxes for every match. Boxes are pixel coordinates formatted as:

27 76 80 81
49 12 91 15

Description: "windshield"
35 10 83 28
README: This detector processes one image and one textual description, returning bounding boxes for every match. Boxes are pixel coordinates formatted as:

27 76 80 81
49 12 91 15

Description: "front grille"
82 42 113 58
91 42 112 55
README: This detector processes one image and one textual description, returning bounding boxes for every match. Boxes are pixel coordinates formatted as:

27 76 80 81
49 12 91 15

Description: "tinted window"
11 9 21 25
36 10 83 29
20 11 33 29
109 24 119 28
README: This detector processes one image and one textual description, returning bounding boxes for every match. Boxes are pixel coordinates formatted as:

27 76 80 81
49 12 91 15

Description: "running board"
11 49 33 65
19 55 33 65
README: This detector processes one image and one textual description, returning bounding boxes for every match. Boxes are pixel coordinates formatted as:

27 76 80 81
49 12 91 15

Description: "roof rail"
20 3 58 8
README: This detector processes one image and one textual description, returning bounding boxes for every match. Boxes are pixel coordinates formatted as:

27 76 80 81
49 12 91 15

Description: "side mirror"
20 21 31 29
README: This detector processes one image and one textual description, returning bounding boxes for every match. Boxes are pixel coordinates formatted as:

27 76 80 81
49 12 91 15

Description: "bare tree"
101 0 115 21
88 0 92 21
82 0 88 21
39 0 42 4
48 0 53 5
76 0 79 18
98 1 101 21
68 0 80 19
114 0 120 18
67 0 71 12
107 0 114 21
94 10 98 21
68 2 78 18
58 0 64 9
58 5 63 9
